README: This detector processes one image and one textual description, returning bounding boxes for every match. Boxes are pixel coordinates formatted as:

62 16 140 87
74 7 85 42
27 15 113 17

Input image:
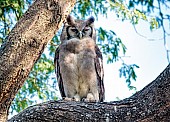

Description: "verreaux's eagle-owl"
54 15 105 102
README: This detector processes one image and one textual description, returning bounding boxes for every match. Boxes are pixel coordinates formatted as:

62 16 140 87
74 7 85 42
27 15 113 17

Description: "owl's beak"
78 31 83 39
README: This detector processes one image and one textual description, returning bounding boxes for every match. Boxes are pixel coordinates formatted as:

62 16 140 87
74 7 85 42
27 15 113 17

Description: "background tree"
0 0 169 118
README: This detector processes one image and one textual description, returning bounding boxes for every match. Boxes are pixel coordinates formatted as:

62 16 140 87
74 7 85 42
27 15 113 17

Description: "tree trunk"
0 0 76 121
8 64 170 121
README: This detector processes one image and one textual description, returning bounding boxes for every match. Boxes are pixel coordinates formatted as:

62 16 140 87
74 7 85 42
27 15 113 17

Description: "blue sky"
95 12 169 101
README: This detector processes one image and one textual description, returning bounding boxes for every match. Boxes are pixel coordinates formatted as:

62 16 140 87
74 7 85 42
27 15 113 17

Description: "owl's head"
60 15 96 42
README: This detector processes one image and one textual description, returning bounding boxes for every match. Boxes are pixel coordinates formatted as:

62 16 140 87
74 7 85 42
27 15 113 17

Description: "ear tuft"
86 16 95 25
89 16 95 23
67 15 75 25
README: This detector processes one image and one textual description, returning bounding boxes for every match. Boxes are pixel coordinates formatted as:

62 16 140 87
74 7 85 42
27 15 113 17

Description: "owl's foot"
63 97 73 101
73 94 81 101
63 95 80 101
83 93 97 102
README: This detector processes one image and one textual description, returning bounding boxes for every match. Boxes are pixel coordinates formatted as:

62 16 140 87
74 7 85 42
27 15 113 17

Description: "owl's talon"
82 98 86 102
72 97 76 101
73 95 81 101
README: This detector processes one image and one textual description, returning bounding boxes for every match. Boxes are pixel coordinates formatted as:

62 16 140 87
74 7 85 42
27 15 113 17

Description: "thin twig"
158 0 170 63
133 25 164 41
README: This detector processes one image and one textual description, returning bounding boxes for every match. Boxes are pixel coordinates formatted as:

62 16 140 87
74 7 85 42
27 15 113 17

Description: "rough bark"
8 64 170 121
0 0 76 121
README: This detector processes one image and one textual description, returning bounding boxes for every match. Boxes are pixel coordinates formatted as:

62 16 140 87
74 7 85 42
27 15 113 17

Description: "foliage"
0 0 169 115
119 63 139 90
127 0 170 61
97 27 127 62
0 0 31 43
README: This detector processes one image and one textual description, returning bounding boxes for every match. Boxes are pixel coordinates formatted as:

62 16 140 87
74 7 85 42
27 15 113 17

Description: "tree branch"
8 64 170 121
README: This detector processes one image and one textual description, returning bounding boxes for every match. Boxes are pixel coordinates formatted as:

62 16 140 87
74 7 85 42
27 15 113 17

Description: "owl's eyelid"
83 28 89 31
83 27 90 31
70 26 78 31
71 26 76 29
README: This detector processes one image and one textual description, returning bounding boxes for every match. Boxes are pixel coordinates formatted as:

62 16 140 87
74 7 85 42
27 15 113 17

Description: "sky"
95 12 169 101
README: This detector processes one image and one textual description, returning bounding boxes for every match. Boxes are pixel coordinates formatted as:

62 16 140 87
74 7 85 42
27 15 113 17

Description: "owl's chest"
59 38 96 67
61 38 95 54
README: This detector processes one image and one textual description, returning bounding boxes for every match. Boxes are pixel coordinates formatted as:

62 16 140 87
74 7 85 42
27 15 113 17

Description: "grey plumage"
54 15 105 102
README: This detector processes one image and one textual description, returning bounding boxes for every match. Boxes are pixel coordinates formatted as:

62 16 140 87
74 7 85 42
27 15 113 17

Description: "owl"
54 15 105 102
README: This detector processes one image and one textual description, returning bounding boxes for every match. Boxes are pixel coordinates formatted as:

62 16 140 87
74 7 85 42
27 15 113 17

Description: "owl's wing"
95 45 105 102
54 47 66 98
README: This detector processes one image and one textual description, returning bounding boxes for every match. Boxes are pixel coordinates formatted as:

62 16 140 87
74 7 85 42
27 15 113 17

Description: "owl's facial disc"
67 26 79 39
77 26 92 39
66 16 94 40
67 26 92 39
82 26 92 38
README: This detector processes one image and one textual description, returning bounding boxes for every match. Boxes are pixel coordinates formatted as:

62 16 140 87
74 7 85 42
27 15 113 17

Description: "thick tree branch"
0 0 76 121
8 64 170 121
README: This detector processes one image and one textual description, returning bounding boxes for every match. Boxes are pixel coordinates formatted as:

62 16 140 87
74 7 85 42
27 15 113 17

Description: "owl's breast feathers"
60 38 95 54
54 37 105 102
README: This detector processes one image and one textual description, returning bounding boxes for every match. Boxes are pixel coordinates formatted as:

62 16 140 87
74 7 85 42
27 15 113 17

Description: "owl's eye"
71 28 78 32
